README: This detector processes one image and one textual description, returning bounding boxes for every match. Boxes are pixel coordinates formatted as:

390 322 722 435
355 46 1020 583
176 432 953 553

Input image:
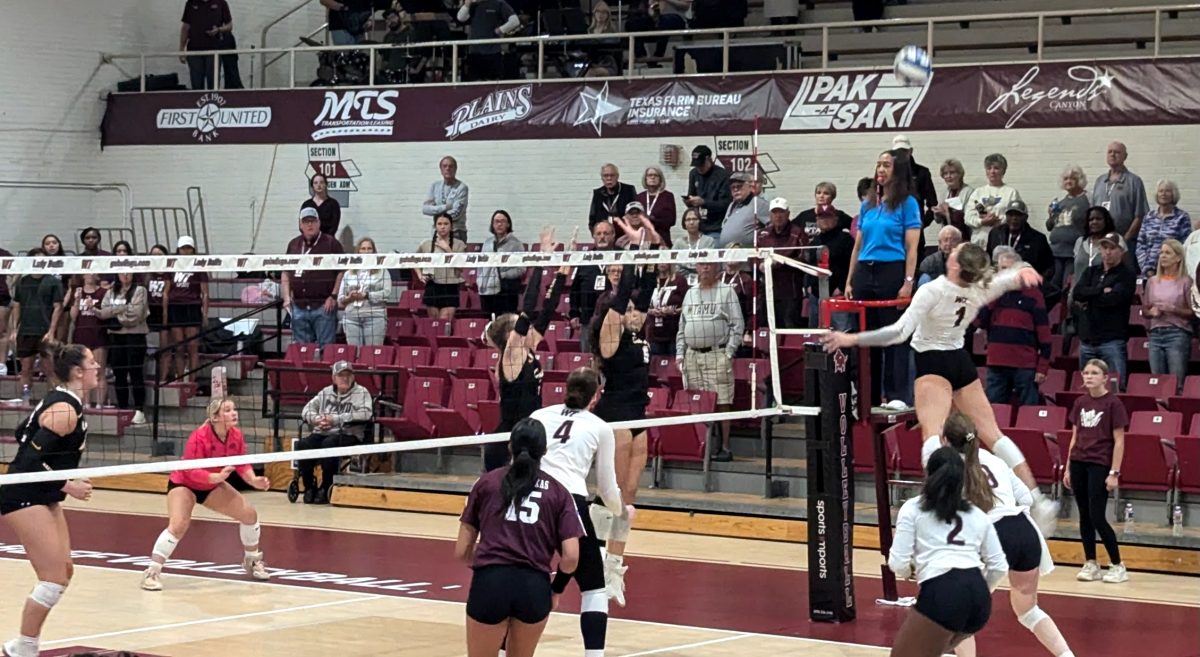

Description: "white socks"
4 635 38 657
239 521 261 550
151 529 180 563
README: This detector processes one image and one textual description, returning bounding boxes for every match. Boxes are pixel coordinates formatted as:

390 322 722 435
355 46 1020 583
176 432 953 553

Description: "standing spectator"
1046 164 1091 299
676 262 744 461
685 145 732 239
301 173 342 239
477 210 525 317
588 164 637 231
852 176 876 236
1143 239 1193 392
97 273 149 426
764 0 799 24
422 156 470 243
40 234 65 259
417 213 467 321
916 225 962 288
1063 359 1128 584
167 237 209 385
977 247 1051 407
0 243 11 377
180 0 235 90
1071 206 1126 296
718 172 765 248
964 154 1021 248
588 0 616 32
646 264 689 356
677 209 716 278
457 0 520 81
659 0 692 30
79 227 109 259
144 244 173 383
321 0 375 45
790 182 853 238
720 258 755 354
283 207 346 349
757 198 806 328
986 200 1055 281
614 202 653 249
569 221 616 350
1072 232 1136 391
296 361 373 504
637 166 677 247
845 149 921 410
68 274 108 408
803 204 855 330
337 238 390 346
1092 141 1148 263
933 158 973 243
1136 180 1191 276
891 134 939 240
76 227 112 305
1184 214 1200 310
9 249 64 404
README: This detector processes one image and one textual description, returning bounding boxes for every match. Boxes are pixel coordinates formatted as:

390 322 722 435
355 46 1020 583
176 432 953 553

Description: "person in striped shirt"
976 246 1052 407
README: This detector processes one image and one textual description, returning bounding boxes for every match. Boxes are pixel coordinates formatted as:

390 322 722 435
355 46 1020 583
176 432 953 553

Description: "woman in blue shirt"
844 149 922 409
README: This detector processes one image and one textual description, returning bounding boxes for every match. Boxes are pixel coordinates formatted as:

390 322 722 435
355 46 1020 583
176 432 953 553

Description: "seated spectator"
1143 239 1193 392
422 156 469 243
417 213 467 321
986 200 1054 281
338 237 390 346
1071 206 1126 299
758 197 806 328
964 153 1021 247
977 246 1051 407
97 272 150 425
791 181 853 238
589 163 637 230
718 172 765 247
11 248 64 404
477 210 525 317
296 361 373 504
917 225 962 288
1071 232 1136 390
1136 179 1191 276
302 173 342 238
588 0 616 32
1046 164 1090 300
802 204 855 330
933 158 973 243
685 145 732 240
637 166 677 247
569 220 616 349
283 208 345 349
646 263 689 356
380 9 427 83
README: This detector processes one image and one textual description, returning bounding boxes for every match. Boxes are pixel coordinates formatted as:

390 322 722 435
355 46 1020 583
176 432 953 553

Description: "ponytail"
921 446 971 524
942 413 994 513
501 418 548 515
40 339 89 385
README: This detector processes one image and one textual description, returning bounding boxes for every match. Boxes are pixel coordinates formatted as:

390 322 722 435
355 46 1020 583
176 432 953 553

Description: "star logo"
573 82 623 136
195 102 220 135
832 348 849 374
1096 68 1115 90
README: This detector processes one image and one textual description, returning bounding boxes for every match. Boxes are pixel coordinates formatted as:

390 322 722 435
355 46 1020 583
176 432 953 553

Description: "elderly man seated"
296 360 373 504
916 225 963 288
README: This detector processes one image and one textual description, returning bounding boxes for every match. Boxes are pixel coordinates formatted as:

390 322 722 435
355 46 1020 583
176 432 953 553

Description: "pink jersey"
169 422 255 490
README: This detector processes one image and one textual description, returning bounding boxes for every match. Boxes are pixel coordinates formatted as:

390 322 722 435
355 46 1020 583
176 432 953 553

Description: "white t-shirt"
889 497 1008 588
856 269 1025 352
532 404 623 515
964 184 1022 246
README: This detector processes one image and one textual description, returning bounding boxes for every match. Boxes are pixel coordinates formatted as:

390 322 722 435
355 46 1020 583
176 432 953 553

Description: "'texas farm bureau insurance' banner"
101 58 1200 146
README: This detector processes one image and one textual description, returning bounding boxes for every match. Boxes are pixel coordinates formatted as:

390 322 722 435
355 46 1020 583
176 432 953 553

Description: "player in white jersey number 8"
823 242 1062 536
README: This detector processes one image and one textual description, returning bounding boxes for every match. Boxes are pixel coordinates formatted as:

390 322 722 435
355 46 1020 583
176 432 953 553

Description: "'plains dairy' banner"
102 57 1200 146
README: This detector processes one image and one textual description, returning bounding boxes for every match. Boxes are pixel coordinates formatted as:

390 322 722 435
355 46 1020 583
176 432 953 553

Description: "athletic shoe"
1102 563 1128 583
141 567 163 591
132 410 147 425
1076 561 1101 582
603 552 628 607
315 488 331 505
882 399 912 412
1030 496 1060 537
0 364 7 376
711 449 733 462
303 487 317 504
244 552 271 581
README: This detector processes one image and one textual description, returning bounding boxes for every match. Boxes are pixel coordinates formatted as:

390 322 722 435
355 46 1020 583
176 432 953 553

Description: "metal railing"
130 186 209 254
108 3 1200 92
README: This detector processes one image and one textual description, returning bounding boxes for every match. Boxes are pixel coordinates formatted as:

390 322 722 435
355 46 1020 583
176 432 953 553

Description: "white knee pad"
152 529 180 561
992 435 1027 469
29 581 65 609
1017 605 1049 631
920 435 941 467
589 505 615 542
239 522 261 547
580 588 608 614
608 511 631 543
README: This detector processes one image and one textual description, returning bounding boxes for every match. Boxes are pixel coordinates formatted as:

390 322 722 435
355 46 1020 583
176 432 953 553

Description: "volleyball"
893 45 932 86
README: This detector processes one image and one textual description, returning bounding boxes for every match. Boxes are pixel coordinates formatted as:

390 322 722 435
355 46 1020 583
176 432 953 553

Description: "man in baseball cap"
685 145 731 238
295 359 373 504
719 171 765 247
758 197 805 327
1074 230 1136 391
985 198 1054 280
891 133 938 243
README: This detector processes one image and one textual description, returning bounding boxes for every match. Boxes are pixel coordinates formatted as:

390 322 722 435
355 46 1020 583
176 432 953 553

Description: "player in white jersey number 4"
823 242 1061 537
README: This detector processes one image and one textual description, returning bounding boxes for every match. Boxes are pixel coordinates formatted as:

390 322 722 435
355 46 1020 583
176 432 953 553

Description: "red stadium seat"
1127 337 1150 364
971 331 987 357
427 377 493 436
353 345 402 398
320 343 357 364
541 320 571 350
376 375 447 441
1183 375 1200 398
1118 433 1176 504
1127 307 1148 336
356 345 396 369
1115 394 1163 415
473 348 500 370
645 386 672 417
1126 373 1178 401
1191 415 1200 437
1006 428 1061 488
1173 436 1200 494
398 289 424 312
476 400 501 434
1128 411 1183 436
654 390 717 465
414 318 451 340
990 403 1013 428
455 318 489 343
433 347 473 371
394 346 433 370
884 423 923 479
263 343 322 407
1014 405 1068 433
672 389 717 415
1039 369 1067 398
551 351 591 372
556 339 582 354
541 381 567 407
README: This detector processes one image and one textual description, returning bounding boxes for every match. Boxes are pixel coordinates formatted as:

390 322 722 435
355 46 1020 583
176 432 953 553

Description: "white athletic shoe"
1102 563 1129 583
603 552 628 607
132 410 147 425
1075 561 1101 582
882 400 912 412
244 552 271 581
141 567 163 591
1030 496 1060 537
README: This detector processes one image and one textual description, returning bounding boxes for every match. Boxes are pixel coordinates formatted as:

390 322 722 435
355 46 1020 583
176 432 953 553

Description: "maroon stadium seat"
1172 436 1200 494
1014 405 1068 433
990 403 1013 428
1125 373 1177 401
1128 410 1183 436
320 343 357 364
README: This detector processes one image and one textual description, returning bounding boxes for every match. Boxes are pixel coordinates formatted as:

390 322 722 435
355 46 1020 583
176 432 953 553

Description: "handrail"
260 0 319 54
262 22 329 80
0 181 133 224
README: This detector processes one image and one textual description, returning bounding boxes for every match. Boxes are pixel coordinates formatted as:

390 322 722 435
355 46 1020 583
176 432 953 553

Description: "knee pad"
920 435 941 467
608 510 632 543
239 521 261 547
29 581 65 609
152 529 180 561
992 436 1027 469
1017 605 1049 631
589 504 615 542
580 588 608 615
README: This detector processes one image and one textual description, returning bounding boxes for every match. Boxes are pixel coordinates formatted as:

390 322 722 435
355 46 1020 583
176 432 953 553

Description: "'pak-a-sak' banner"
101 57 1200 147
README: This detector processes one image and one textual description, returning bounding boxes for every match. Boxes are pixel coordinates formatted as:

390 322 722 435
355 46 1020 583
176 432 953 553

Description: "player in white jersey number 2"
535 368 633 657
823 242 1061 536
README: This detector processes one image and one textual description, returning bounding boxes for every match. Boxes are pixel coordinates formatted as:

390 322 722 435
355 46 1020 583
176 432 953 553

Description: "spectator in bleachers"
986 200 1054 282
686 145 732 240
458 0 520 81
68 274 108 408
417 213 467 321
112 241 134 257
846 149 921 410
478 210 526 317
40 234 65 259
1143 239 1193 393
0 243 11 377
338 238 390 346
1136 180 1191 276
10 249 63 404
720 256 755 354
676 261 744 461
916 225 962 288
933 158 973 243
977 246 1051 407
764 0 799 25
791 182 853 238
615 202 652 248
322 0 376 45
570 221 616 350
1092 141 1148 265
98 272 149 426
852 176 875 237
1186 214 1200 315
589 163 637 231
1071 206 1126 300
718 172 765 248
79 227 109 259
297 361 374 504
891 135 938 237
167 237 209 385
647 263 688 356
1046 164 1091 301
283 207 346 349
804 204 855 331
179 0 240 90
638 166 677 247
1072 232 1136 391
588 1 616 32
757 198 805 328
692 0 746 28
422 156 470 243
964 153 1021 248
678 209 716 280
145 244 172 382
302 173 342 239
380 8 428 83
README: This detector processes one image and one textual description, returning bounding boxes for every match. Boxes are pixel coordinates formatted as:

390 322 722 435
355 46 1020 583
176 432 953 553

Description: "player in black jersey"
0 342 101 657
482 228 573 472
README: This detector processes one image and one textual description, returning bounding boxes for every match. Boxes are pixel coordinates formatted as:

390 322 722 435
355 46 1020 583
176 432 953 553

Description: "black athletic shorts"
15 334 43 359
913 348 978 391
916 567 992 635
422 282 461 309
168 480 211 505
0 485 65 516
168 303 204 328
593 394 648 423
466 564 552 625
555 495 606 592
994 513 1042 572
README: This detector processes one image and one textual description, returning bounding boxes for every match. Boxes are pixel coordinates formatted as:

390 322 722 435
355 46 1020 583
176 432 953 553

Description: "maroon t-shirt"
1068 391 1128 466
146 273 169 308
460 469 583 574
646 273 689 347
72 287 107 348
169 271 208 305
286 233 345 304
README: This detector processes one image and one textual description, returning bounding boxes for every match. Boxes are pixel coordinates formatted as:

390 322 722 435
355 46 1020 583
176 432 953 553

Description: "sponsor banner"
102 58 1200 146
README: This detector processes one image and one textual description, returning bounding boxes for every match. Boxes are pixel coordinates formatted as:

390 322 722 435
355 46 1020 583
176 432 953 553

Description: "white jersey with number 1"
532 404 624 516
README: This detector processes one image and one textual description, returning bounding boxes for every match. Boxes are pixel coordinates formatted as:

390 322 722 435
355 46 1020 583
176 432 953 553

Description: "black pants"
109 333 147 410
187 55 216 90
466 53 503 81
851 260 910 406
297 432 361 490
1070 460 1121 563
